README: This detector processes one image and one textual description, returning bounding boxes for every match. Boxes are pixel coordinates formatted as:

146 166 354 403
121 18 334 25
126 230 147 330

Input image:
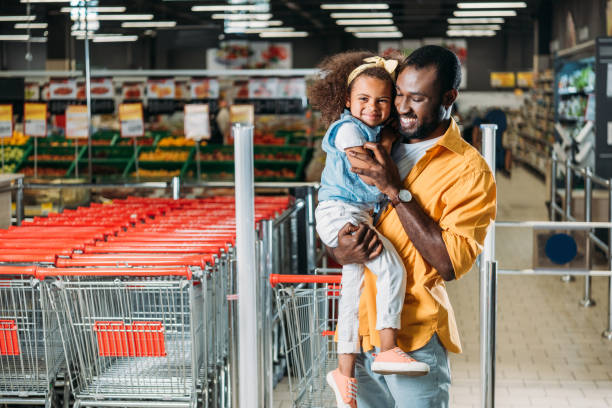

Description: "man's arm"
348 143 455 281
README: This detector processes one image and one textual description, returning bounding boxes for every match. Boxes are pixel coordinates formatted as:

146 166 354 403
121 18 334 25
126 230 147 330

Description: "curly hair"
308 50 402 127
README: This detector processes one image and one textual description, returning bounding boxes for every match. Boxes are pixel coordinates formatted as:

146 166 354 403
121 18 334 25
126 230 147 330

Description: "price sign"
184 104 211 141
24 102 47 137
119 103 144 138
230 104 255 126
0 105 13 139
65 105 89 139
50 79 77 100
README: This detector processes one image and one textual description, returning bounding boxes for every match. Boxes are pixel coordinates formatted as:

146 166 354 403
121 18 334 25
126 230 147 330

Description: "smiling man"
327 45 497 407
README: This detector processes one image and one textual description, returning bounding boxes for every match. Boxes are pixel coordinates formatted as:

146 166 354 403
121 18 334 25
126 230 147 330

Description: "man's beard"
399 104 445 143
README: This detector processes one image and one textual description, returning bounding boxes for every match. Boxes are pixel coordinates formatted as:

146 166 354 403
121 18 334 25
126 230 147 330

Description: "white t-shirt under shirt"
334 122 442 181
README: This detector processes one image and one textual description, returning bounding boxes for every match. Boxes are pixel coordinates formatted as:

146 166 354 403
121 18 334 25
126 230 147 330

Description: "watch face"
399 189 412 202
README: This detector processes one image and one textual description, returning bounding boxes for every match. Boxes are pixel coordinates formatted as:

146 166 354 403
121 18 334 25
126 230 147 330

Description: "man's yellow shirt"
359 118 497 354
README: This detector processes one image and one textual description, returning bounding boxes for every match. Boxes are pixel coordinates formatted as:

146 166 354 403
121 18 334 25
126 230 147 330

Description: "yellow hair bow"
346 56 399 85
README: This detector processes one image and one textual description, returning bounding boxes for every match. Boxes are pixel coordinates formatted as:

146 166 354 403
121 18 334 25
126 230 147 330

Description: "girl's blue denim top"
318 110 385 208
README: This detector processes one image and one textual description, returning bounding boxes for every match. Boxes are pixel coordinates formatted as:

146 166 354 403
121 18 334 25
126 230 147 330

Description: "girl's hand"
348 142 402 199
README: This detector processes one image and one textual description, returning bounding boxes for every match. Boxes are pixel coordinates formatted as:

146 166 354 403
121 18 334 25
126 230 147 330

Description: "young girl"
309 52 430 408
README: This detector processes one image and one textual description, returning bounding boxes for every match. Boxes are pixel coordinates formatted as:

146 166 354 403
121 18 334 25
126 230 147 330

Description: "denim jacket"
318 110 385 208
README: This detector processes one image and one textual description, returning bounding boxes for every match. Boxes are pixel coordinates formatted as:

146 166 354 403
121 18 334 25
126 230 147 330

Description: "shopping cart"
39 267 205 408
0 265 63 407
269 274 342 408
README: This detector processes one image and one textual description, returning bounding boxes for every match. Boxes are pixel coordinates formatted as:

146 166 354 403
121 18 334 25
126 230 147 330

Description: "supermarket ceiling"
0 0 541 41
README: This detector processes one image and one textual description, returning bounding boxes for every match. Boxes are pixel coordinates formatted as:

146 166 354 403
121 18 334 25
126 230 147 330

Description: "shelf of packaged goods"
518 132 553 147
558 88 594 97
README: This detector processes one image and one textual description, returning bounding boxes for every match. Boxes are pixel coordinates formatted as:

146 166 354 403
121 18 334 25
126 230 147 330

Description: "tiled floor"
274 165 612 407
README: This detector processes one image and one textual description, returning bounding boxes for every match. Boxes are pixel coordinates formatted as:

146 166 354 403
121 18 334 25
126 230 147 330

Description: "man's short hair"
401 45 462 95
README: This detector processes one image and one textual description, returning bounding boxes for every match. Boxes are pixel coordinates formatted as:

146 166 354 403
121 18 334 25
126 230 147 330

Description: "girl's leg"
336 263 364 357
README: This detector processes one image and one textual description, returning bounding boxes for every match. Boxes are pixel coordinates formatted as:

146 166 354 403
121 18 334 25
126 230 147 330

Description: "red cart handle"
0 265 37 276
36 266 192 279
269 274 341 288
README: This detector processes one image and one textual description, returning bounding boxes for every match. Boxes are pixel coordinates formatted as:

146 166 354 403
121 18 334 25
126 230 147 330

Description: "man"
327 45 497 407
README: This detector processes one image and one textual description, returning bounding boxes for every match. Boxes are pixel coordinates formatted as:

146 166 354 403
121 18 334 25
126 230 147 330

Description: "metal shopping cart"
270 274 342 408
0 265 64 407
39 267 205 408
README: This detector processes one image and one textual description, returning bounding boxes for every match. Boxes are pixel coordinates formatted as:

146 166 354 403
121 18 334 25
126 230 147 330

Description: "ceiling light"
454 10 517 17
245 27 295 33
259 31 308 38
447 17 505 24
71 14 154 21
330 12 392 18
336 19 394 25
321 3 389 10
192 5 269 12
14 23 48 29
21 0 71 3
121 21 177 28
60 6 126 13
447 29 496 36
448 24 501 30
227 20 283 28
457 2 526 8
354 31 402 38
92 35 138 42
344 26 398 32
211 13 272 20
0 16 36 22
0 35 30 40
30 37 47 42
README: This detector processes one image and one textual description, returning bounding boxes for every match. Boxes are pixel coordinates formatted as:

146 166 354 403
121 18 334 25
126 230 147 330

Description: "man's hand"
348 142 403 199
326 222 383 265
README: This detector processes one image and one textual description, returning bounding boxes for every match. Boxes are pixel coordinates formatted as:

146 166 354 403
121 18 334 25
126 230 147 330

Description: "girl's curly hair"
308 50 403 127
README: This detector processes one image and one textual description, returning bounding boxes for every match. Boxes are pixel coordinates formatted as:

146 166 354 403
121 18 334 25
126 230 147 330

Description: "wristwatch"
390 189 412 207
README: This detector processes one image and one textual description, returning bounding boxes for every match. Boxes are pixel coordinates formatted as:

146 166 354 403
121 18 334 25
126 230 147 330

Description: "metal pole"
480 123 496 408
485 260 497 408
550 151 557 221
262 219 274 408
305 186 317 273
171 176 180 200
603 178 612 340
580 167 595 307
561 158 575 282
84 0 93 182
15 177 23 226
234 123 259 408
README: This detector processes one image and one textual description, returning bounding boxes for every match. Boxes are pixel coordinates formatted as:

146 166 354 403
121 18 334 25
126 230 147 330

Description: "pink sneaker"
326 369 357 408
371 347 430 376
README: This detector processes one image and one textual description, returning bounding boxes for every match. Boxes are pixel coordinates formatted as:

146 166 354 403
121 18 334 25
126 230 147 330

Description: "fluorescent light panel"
60 7 126 13
259 31 308 38
457 2 526 8
212 13 272 20
92 35 138 42
344 26 398 32
336 19 394 25
354 31 402 38
14 23 48 29
330 12 392 18
447 17 505 23
71 14 154 21
0 16 36 22
227 20 283 28
0 35 30 40
321 3 389 10
447 29 496 36
121 21 176 28
454 10 517 17
21 0 71 3
448 24 501 30
192 5 269 12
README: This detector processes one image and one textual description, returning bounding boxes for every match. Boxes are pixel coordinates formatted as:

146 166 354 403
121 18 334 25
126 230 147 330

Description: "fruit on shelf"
131 169 180 178
199 149 301 162
21 167 67 177
139 149 190 161
157 137 196 147
254 168 296 179
2 147 25 162
4 131 29 146
117 138 155 146
28 154 76 161
0 163 17 173
254 131 284 145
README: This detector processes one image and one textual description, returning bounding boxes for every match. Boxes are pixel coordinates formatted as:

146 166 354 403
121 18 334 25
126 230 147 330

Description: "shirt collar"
435 118 466 156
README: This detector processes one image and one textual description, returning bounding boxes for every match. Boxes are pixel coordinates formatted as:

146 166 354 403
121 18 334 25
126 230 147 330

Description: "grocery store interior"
0 0 612 408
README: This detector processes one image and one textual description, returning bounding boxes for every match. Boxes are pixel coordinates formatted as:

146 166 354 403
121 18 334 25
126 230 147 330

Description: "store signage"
277 77 306 98
122 82 144 101
147 78 175 99
190 78 219 99
176 81 188 101
50 79 77 100
25 82 40 101
24 103 47 137
516 72 534 88
41 83 50 101
248 77 279 99
230 104 255 126
490 72 516 88
119 103 144 138
184 104 211 141
65 105 89 139
0 105 13 139
90 78 114 99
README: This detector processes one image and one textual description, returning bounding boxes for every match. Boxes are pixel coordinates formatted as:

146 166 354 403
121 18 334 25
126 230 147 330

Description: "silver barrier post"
15 177 23 226
263 219 275 408
550 151 557 221
485 260 497 408
603 178 612 340
171 176 181 200
561 159 575 282
233 123 260 408
306 186 317 273
581 167 595 307
480 124 496 408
